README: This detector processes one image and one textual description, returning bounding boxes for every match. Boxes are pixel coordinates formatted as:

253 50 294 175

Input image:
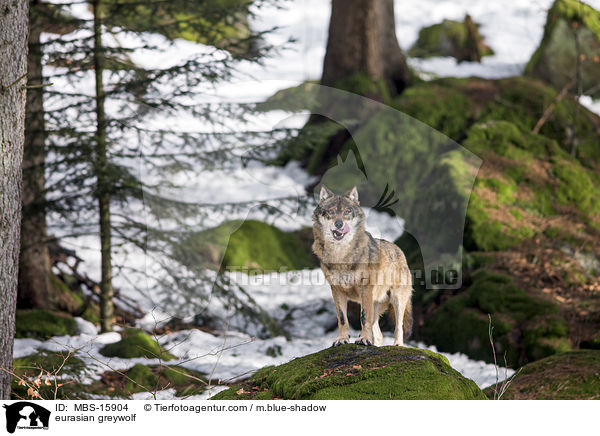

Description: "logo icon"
3 402 50 433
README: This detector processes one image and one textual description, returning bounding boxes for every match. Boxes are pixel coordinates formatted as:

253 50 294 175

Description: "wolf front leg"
331 287 350 347
355 285 376 346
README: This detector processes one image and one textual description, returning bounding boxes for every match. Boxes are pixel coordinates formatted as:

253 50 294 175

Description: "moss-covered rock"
258 81 320 113
461 120 600 251
15 309 78 340
409 15 494 62
179 220 316 272
525 0 600 99
49 273 85 314
422 270 570 368
273 76 600 171
99 329 176 361
477 76 600 164
118 363 207 397
211 345 486 400
11 352 206 399
392 78 475 140
11 349 87 399
484 350 600 399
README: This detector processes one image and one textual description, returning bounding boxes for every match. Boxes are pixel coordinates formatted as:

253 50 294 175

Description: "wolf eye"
343 209 352 216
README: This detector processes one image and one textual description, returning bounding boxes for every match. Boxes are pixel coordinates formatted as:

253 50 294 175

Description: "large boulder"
409 15 494 62
99 329 176 360
422 270 570 368
525 0 600 99
15 309 78 340
12 350 206 399
484 350 600 399
211 345 487 400
176 220 316 272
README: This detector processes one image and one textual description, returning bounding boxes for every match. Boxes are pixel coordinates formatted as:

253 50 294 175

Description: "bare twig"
532 79 575 134
208 320 230 387
488 314 522 400
488 314 499 400
0 72 28 94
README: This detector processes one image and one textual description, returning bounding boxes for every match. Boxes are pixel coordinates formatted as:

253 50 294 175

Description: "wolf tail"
403 297 413 339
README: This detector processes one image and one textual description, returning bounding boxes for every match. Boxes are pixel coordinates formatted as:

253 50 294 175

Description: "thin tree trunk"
569 26 582 158
321 0 410 96
0 0 28 400
19 0 52 310
93 0 114 332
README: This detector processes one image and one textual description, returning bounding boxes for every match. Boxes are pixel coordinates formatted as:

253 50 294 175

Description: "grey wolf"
312 185 413 346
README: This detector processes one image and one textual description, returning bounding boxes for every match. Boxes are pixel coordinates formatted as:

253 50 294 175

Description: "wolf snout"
334 219 344 229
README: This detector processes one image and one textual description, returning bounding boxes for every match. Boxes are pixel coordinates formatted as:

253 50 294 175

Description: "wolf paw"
355 337 373 346
332 338 349 347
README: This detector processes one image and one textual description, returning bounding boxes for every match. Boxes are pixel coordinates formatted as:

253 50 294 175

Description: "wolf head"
313 185 365 244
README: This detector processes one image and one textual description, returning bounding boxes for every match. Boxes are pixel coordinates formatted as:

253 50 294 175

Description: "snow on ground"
580 95 600 117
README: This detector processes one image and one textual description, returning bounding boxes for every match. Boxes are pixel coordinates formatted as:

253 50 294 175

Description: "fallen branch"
532 79 575 134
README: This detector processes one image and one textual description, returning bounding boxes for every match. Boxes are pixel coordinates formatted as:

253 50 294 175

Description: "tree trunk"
18 0 52 310
321 0 410 95
0 0 28 400
93 0 114 332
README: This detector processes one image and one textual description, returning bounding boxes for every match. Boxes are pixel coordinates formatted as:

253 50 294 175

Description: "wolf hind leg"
390 287 411 346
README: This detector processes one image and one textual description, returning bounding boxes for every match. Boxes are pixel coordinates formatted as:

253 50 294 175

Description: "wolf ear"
345 186 359 203
319 185 334 202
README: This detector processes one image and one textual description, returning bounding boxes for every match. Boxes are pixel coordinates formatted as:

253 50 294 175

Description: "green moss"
13 349 86 378
50 274 85 312
126 363 159 392
392 80 474 140
525 0 600 99
464 193 519 252
509 208 523 220
99 329 176 361
478 77 600 164
409 17 494 61
333 72 392 103
180 220 316 272
257 81 319 112
463 120 559 162
422 270 569 367
11 350 205 400
81 303 100 325
485 350 600 399
15 309 78 340
11 350 87 399
552 159 600 228
478 178 517 205
211 345 486 400
93 364 206 398
224 221 315 271
460 119 600 250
